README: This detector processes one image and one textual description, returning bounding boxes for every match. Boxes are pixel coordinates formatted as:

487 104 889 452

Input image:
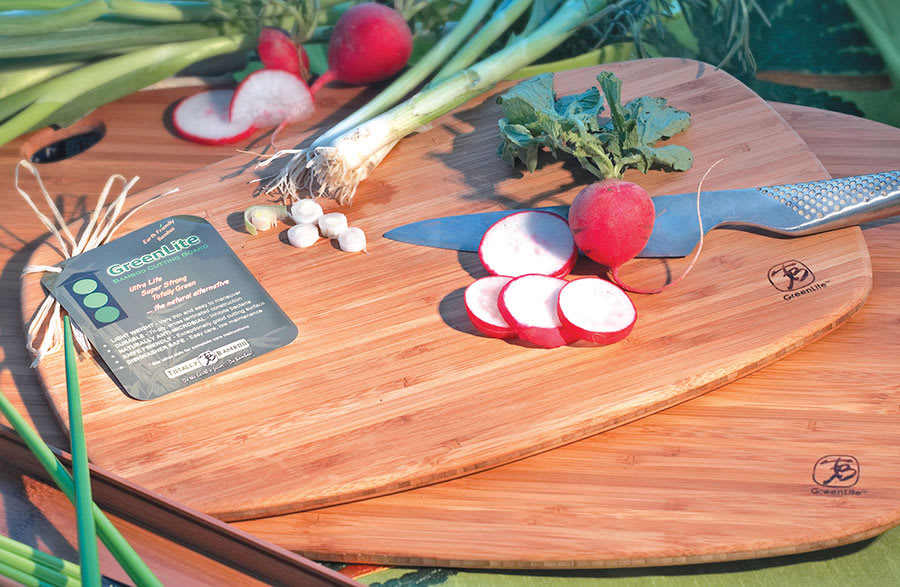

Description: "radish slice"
172 88 255 145
498 274 578 348
464 276 515 339
230 69 315 129
479 211 577 278
557 277 636 344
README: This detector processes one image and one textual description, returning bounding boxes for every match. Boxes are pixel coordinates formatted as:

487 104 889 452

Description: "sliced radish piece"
498 274 578 348
479 211 577 278
557 277 636 345
464 276 515 339
230 69 315 129
172 88 255 145
258 26 310 79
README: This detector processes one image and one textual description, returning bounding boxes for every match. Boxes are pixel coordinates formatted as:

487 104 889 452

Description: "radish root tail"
611 158 725 294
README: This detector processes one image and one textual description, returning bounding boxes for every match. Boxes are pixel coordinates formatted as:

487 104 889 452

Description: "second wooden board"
21 59 870 520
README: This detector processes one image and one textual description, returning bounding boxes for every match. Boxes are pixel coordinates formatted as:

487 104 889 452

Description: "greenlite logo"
106 236 201 276
65 273 127 327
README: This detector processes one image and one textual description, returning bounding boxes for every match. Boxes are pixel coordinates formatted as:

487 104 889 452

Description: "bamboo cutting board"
20 59 871 520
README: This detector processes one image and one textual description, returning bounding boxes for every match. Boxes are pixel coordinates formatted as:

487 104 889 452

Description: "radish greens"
497 71 693 179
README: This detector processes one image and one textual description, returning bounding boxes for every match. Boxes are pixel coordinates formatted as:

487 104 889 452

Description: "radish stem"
610 158 725 294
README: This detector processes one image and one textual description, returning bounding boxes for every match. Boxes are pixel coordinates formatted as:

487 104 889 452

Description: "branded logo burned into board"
810 455 864 496
768 260 829 300
64 272 128 328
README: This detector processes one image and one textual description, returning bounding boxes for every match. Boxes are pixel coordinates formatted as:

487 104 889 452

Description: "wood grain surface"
0 431 360 586
18 59 871 520
234 107 900 568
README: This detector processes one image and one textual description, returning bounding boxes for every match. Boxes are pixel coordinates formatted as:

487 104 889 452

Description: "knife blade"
383 171 900 258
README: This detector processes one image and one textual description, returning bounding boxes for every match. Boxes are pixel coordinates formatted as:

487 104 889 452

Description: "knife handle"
760 170 900 235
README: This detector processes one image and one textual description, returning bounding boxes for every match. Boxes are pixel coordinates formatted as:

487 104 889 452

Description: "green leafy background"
742 0 899 127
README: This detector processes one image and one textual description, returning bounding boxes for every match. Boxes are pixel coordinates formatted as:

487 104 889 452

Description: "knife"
383 171 900 258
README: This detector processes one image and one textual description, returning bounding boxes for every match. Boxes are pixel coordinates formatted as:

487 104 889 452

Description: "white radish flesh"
290 199 324 224
479 211 577 278
557 277 636 344
230 69 315 129
498 274 578 348
318 212 348 238
464 276 515 339
287 223 320 248
172 88 255 145
338 226 367 252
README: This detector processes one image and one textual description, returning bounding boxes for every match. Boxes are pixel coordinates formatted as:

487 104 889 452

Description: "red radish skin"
258 26 311 80
479 211 577 278
172 88 255 145
230 69 315 129
464 276 516 339
309 2 413 95
568 179 655 270
557 277 636 344
498 274 579 349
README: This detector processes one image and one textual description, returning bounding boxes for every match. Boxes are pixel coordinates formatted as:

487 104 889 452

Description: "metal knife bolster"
738 170 900 235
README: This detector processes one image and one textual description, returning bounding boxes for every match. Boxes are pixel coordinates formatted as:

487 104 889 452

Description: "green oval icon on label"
94 306 120 323
72 278 98 295
83 292 109 308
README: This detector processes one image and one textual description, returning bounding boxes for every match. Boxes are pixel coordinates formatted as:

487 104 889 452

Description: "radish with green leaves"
309 2 413 95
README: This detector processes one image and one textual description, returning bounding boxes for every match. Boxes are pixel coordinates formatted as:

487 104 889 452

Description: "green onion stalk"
0 35 250 146
260 0 620 204
0 533 82 587
0 388 162 586
311 0 499 147
0 0 325 148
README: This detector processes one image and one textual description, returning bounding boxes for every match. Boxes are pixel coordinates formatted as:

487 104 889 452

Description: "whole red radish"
498 274 579 349
310 2 413 94
568 179 655 271
557 277 636 345
258 26 311 80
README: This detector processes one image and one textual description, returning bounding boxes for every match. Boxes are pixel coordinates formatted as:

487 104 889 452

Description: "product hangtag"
43 215 298 400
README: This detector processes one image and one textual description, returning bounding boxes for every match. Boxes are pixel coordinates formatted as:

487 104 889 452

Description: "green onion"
0 389 162 587
64 315 101 587
0 0 319 148
0 535 82 584
261 0 620 204
0 537 81 586
313 0 498 148
0 36 250 146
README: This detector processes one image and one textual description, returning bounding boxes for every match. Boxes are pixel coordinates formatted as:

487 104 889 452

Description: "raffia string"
15 160 178 367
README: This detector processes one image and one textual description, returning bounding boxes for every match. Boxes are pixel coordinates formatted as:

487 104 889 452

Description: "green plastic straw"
0 388 162 586
0 534 81 583
63 316 100 587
